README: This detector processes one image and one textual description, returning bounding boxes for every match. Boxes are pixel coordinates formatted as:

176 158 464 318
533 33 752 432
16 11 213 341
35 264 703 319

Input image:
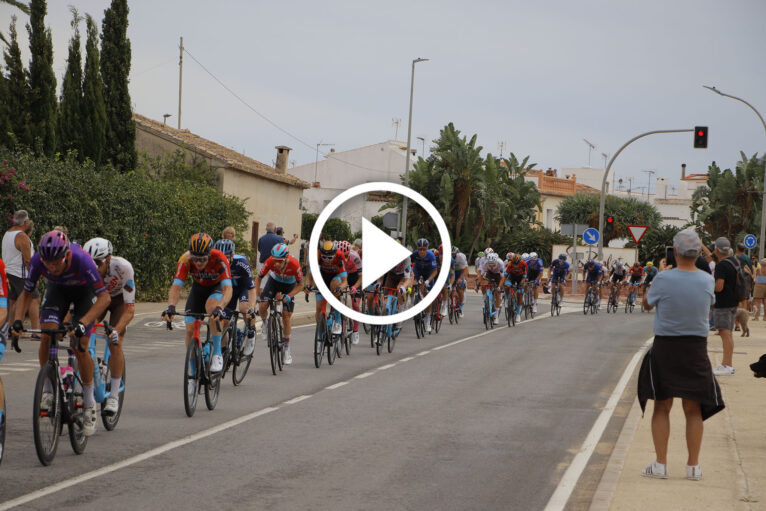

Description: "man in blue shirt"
258 223 282 265
549 254 570 300
583 260 602 305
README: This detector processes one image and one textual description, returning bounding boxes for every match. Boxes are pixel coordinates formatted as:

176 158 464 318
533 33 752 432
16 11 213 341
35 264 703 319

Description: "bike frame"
87 323 125 403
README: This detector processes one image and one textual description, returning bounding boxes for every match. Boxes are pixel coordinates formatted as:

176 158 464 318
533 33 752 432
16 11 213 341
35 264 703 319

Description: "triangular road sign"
627 225 649 244
361 218 412 289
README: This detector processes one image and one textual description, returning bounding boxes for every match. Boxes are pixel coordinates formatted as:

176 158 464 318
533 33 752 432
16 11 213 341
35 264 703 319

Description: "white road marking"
355 371 374 379
283 395 312 405
543 336 653 511
325 381 349 390
377 363 396 371
399 356 415 362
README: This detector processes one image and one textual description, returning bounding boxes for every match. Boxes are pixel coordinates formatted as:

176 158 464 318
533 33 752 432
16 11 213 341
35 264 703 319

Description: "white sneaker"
352 331 360 345
210 354 224 372
425 322 432 333
83 406 97 437
40 392 54 412
641 461 668 479
440 302 448 316
187 380 196 396
104 396 119 415
284 345 293 365
332 321 342 335
244 335 255 356
459 310 464 318
686 464 702 481
258 328 267 341
532 304 537 313
493 315 499 325
713 364 734 376
515 314 521 323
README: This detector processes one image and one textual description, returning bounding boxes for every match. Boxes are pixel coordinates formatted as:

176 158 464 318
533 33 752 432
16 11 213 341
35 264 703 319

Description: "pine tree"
58 7 84 158
100 0 136 171
27 0 57 155
82 14 106 166
3 16 31 147
0 67 10 148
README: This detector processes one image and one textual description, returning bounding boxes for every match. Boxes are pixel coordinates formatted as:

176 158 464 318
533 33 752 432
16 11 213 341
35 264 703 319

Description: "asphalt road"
0 295 654 510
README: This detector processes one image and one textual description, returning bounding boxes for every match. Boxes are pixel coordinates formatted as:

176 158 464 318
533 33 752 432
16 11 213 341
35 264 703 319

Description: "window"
546 209 553 229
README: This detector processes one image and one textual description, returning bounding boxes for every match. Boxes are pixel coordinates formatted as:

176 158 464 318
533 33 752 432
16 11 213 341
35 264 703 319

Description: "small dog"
735 308 750 337
750 354 766 378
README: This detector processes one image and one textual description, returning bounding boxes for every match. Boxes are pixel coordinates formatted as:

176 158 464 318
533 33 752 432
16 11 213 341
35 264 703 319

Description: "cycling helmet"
416 238 429 248
452 246 459 255
586 259 595 266
433 249 440 258
271 242 289 258
512 254 521 264
485 248 494 255
521 252 529 260
506 252 513 260
488 253 500 262
337 240 351 256
477 251 485 258
83 237 113 261
558 253 567 261
647 261 654 267
320 240 336 257
214 239 235 256
529 252 538 259
189 233 213 256
39 230 70 261
616 261 624 268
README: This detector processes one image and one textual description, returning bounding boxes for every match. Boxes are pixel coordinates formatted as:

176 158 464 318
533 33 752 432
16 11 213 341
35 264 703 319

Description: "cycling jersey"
629 266 644 278
610 266 627 278
550 260 570 276
345 250 362 274
453 252 468 270
584 262 602 282
26 243 106 295
526 258 544 278
313 249 347 276
505 260 527 277
644 266 658 282
259 255 303 284
481 259 505 275
411 249 438 281
230 254 255 291
102 255 136 305
173 249 232 288
390 256 412 276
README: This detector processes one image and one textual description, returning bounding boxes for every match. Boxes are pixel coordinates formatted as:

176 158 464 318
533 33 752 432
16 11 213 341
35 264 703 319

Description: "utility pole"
178 37 183 129
642 169 656 199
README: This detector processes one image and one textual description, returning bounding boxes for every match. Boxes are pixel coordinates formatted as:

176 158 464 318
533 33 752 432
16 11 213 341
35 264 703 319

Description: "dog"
750 354 766 378
735 308 750 337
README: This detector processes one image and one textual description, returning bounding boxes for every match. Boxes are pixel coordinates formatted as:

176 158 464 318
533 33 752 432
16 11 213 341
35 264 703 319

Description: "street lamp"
163 113 172 125
401 57 429 240
642 169 656 198
314 142 335 185
417 136 426 157
704 85 766 259
583 138 596 167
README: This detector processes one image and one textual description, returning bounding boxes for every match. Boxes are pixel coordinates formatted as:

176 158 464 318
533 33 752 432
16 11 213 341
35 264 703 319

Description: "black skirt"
638 335 725 421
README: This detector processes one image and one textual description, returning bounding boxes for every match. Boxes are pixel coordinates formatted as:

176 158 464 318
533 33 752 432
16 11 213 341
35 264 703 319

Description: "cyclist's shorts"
97 293 128 331
611 274 625 284
629 276 642 285
383 271 405 291
527 270 541 282
260 278 296 312
644 276 655 285
347 271 359 289
185 281 224 320
585 274 600 284
506 274 525 288
41 283 96 336
454 268 467 284
315 270 346 302
484 271 503 287
225 285 251 311
551 274 567 284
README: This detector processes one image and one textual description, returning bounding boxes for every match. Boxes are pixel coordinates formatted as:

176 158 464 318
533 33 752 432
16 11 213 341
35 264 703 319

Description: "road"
0 295 654 510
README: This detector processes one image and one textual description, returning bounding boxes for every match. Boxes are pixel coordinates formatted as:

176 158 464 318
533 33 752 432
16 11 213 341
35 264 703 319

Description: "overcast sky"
7 0 766 193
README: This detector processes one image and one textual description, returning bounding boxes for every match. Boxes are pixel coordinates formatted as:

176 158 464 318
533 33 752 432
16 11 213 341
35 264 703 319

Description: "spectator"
275 226 298 246
222 226 235 240
712 237 738 376
23 218 41 331
257 223 281 287
353 238 362 259
639 230 723 481
1 210 40 332
735 242 754 309
753 258 766 320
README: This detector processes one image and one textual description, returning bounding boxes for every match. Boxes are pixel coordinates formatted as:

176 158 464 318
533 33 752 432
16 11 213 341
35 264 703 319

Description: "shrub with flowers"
0 159 31 225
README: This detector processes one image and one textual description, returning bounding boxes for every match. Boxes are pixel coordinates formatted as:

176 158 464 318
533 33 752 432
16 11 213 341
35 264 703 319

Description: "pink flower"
17 180 26 189
6 194 12 199
8 168 15 175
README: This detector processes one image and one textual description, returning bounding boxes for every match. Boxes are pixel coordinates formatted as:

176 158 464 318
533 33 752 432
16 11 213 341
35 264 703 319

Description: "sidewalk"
592 316 766 510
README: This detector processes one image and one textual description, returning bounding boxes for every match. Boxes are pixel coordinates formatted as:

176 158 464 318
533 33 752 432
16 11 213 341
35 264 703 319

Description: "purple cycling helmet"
39 230 71 261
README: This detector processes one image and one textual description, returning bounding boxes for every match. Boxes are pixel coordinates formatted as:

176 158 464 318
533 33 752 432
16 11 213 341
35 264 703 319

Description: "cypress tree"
27 0 57 155
0 68 10 148
100 0 136 172
58 7 84 158
3 16 31 148
82 14 106 166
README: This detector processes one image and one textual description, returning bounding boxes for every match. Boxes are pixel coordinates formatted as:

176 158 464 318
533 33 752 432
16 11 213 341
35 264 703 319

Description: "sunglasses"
190 255 209 263
43 257 67 268
94 258 106 266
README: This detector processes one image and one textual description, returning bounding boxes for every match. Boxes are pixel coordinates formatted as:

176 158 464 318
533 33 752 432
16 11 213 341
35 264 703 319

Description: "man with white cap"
712 237 738 376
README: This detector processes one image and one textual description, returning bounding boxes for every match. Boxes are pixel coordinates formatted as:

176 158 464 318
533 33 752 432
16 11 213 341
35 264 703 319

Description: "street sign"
583 228 600 246
744 234 757 249
560 223 590 237
382 212 400 230
627 225 649 244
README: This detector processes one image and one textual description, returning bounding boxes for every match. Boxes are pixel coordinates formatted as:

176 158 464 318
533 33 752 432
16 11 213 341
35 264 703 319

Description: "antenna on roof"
392 118 402 140
583 138 596 167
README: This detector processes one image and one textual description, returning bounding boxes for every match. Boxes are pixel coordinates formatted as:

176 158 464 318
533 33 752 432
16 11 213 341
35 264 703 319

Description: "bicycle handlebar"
165 312 212 331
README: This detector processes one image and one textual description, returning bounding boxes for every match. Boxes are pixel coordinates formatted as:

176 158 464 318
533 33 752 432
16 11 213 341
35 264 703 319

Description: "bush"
300 212 352 242
2 149 250 300
492 227 571 263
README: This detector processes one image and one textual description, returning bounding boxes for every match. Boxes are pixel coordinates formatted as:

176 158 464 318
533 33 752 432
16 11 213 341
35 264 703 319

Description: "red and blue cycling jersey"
259 255 303 284
505 260 527 278
26 243 105 294
313 249 347 277
173 249 232 287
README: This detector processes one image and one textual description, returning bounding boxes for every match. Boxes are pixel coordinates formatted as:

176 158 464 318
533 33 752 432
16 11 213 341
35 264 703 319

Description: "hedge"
1 149 250 300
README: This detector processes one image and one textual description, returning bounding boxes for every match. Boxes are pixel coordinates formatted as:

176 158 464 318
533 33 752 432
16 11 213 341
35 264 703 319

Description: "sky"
5 0 766 194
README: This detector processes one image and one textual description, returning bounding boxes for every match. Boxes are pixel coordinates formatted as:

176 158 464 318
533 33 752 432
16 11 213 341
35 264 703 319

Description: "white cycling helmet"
530 252 538 259
488 253 500 262
522 252 529 260
84 237 113 260
485 247 494 255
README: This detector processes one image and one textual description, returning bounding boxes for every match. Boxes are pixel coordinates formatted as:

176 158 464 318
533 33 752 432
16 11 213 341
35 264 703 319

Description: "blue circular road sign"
744 234 757 249
583 228 600 246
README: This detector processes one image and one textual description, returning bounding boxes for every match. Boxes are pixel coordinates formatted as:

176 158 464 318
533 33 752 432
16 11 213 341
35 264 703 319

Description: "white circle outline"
309 182 451 326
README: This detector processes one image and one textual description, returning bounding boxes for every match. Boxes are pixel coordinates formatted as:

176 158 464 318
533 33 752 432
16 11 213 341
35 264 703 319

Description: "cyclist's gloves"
163 304 176 318
11 319 23 335
71 321 87 338
247 307 256 318
212 306 229 320
283 295 293 304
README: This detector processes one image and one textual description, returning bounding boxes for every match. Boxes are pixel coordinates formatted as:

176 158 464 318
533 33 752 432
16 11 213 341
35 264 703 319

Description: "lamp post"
642 169 656 199
400 57 429 241
583 139 596 167
314 142 335 185
704 85 766 259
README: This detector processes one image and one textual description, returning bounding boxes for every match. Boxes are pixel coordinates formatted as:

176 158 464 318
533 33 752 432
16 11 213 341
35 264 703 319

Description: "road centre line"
283 395 312 405
325 381 349 390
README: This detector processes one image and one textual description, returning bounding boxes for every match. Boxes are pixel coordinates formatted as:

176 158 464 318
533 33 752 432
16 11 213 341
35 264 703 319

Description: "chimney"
681 163 686 180
275 145 292 174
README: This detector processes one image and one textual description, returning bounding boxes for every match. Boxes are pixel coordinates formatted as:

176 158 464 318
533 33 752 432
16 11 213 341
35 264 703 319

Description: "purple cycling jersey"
25 243 106 294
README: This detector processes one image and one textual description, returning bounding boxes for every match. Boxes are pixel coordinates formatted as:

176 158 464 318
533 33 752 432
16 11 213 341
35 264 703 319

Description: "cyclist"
583 259 603 306
0 257 8 441
337 240 363 344
161 233 232 376
213 239 257 356
521 252 530 263
83 237 135 415
479 253 504 324
627 260 644 303
526 252 544 313
474 251 486 291
609 261 628 305
304 240 348 334
11 230 111 436
255 242 303 364
452 246 468 317
502 253 527 323
549 254 570 301
432 246 454 319
411 239 439 332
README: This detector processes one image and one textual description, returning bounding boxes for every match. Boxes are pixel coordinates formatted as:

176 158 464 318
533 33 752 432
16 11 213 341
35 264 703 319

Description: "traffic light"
694 126 708 148
605 215 615 234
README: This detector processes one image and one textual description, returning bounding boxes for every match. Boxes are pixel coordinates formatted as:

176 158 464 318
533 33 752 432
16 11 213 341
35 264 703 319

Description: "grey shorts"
7 274 40 300
714 307 738 331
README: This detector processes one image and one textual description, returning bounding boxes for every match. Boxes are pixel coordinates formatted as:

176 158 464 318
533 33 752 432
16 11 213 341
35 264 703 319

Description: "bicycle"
167 312 221 417
550 281 562 317
448 283 461 325
411 286 426 339
307 287 347 368
583 284 599 315
15 324 88 465
523 282 536 320
258 296 289 375
625 284 637 314
606 283 620 314
365 288 384 347
220 310 254 384
431 288 446 334
374 287 401 355
87 322 126 431
503 283 517 327
481 282 499 330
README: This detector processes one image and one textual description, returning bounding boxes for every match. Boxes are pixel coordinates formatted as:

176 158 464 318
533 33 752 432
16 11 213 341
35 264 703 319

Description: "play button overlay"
361 218 412 289
309 182 451 326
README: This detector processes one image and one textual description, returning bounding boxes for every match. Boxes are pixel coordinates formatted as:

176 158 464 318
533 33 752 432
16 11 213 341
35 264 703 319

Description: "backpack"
722 257 749 302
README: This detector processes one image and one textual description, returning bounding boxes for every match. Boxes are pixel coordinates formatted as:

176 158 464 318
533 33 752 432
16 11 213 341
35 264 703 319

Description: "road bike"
503 283 517 327
87 322 126 431
625 284 637 314
374 287 401 355
167 312 221 417
308 287 346 368
448 283 461 325
523 282 536 320
365 288 383 346
220 309 254 383
606 283 620 314
431 288 446 334
412 286 426 339
550 281 562 317
583 284 599 315
482 282 499 330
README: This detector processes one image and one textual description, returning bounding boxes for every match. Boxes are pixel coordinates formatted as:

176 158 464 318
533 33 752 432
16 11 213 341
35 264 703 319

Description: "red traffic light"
607 216 614 223
698 130 704 136
694 126 708 148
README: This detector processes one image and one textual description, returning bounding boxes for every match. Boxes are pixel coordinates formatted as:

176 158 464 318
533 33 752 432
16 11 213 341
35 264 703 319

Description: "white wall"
561 167 615 193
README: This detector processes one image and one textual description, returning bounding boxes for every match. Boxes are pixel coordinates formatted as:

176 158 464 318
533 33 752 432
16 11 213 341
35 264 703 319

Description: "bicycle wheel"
232 328 253 386
68 367 87 455
314 315 326 368
335 314 344 359
101 359 126 431
183 340 201 418
269 316 279 375
361 298 371 334
583 293 589 314
220 324 232 379
33 363 61 465
344 316 352 355
327 332 338 365
0 392 5 466
483 294 491 330
434 310 442 333
375 320 385 356
448 294 455 324
453 292 461 325
204 344 221 411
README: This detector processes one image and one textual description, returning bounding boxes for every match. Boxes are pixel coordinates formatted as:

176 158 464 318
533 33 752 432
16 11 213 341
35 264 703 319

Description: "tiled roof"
682 173 708 181
133 113 310 189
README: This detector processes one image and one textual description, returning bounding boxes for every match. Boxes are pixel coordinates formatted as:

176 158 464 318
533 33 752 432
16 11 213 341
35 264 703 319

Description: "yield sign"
361 217 412 289
627 225 649 244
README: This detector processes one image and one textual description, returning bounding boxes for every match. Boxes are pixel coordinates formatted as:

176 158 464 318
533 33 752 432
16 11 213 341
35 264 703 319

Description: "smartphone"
665 246 675 268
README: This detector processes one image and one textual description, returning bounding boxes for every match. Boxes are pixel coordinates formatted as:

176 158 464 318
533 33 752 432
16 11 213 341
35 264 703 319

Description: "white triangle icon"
361 217 412 289
628 225 648 244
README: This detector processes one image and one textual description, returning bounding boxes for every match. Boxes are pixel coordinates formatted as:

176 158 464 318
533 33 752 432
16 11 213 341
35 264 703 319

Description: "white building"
560 167 616 194
289 140 416 232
